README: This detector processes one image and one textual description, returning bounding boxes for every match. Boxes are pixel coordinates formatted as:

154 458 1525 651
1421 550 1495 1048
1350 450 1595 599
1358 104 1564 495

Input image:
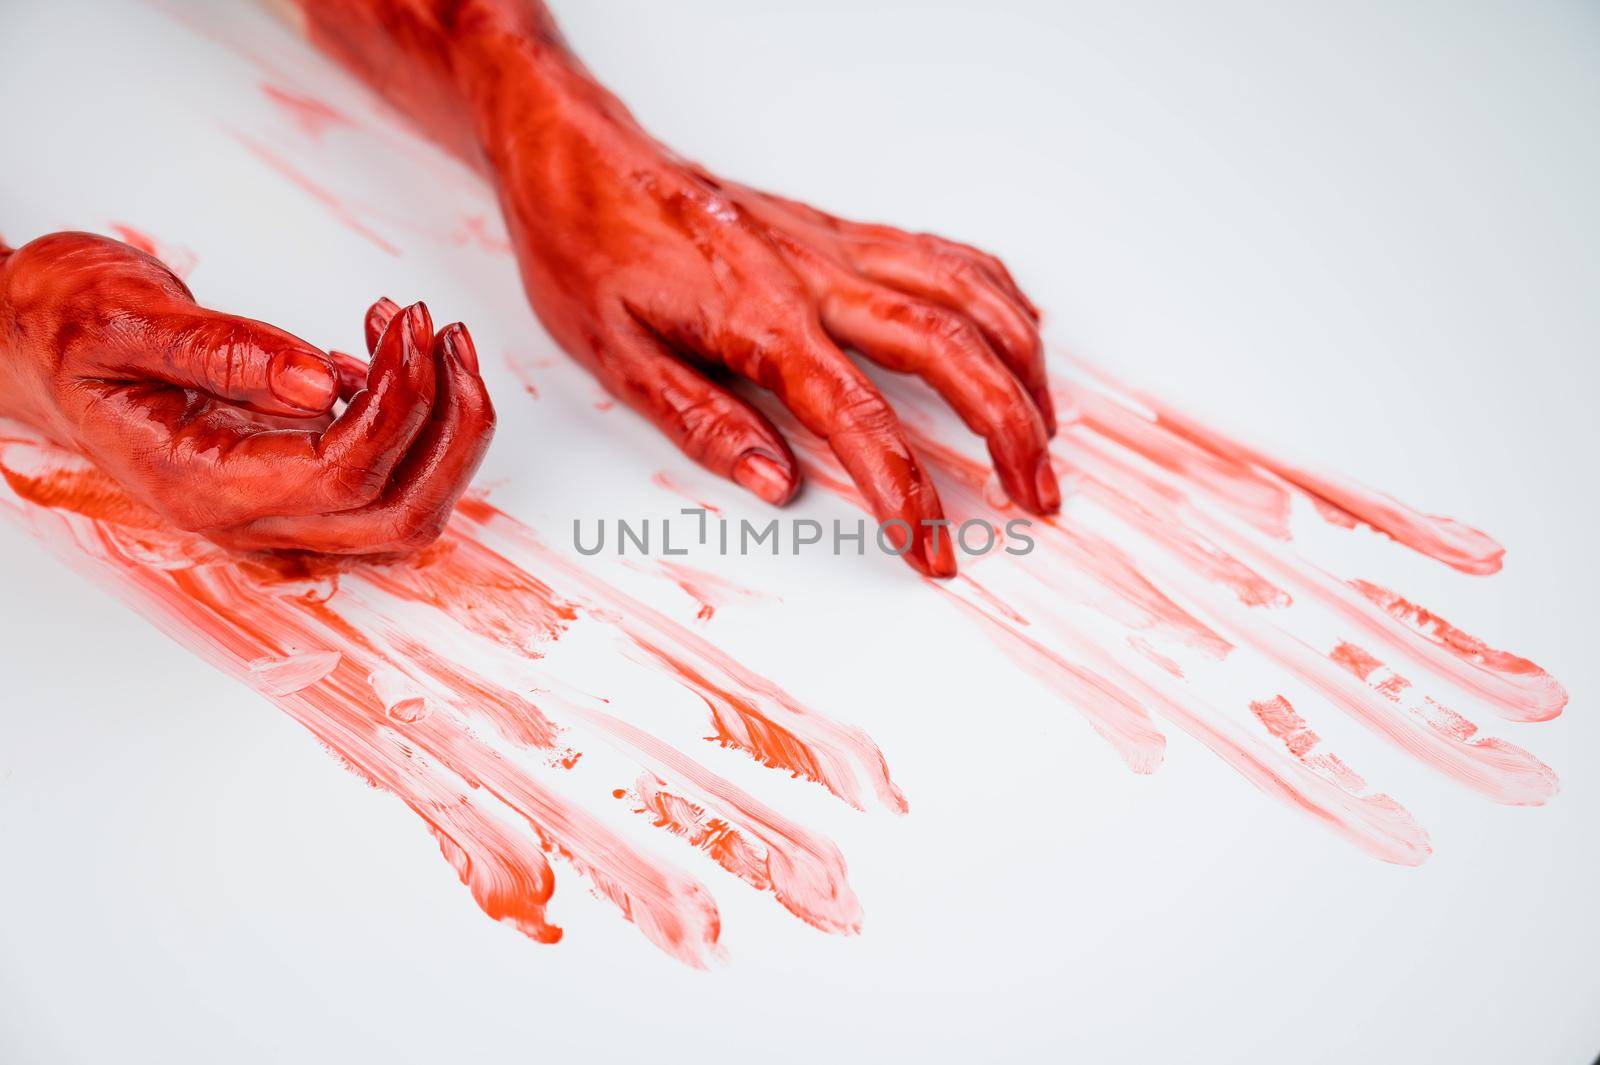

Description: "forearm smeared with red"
289 0 1057 575
0 231 493 554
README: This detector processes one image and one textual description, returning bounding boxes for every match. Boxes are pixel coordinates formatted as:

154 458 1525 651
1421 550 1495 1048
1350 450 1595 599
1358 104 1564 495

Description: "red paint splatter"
653 558 771 621
260 82 352 142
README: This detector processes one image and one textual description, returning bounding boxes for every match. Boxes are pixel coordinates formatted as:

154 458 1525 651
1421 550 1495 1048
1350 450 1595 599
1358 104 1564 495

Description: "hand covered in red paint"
0 231 494 554
293 0 1056 576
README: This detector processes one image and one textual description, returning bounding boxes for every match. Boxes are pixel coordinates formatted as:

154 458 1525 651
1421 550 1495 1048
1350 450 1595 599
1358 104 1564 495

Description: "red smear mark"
651 470 722 516
1128 636 1184 679
503 350 540 400
227 130 402 256
655 558 771 621
456 495 909 816
107 223 199 279
1348 579 1566 721
1251 695 1319 758
940 586 1167 775
260 82 352 142
1073 364 1507 575
0 434 891 965
582 707 860 933
756 358 1557 857
1330 641 1385 683
627 779 777 893
0 331 1566 957
454 214 513 255
1250 695 1377 799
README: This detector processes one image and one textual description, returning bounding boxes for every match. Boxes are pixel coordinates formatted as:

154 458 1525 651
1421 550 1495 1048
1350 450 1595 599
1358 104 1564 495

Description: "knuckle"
322 460 385 509
932 310 984 351
936 252 980 287
670 394 747 460
172 317 253 387
832 386 896 438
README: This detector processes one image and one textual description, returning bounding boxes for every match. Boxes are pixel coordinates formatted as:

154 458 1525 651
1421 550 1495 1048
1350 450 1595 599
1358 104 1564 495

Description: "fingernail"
1034 454 1061 513
444 325 479 374
365 297 400 352
269 351 337 412
732 451 794 505
407 302 434 348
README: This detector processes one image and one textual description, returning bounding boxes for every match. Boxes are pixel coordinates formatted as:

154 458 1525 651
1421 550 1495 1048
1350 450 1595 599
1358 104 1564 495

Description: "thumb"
129 308 340 416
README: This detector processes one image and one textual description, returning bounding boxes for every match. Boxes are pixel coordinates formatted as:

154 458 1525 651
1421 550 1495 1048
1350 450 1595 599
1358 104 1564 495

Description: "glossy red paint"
288 0 1058 576
0 434 893 964
0 233 493 554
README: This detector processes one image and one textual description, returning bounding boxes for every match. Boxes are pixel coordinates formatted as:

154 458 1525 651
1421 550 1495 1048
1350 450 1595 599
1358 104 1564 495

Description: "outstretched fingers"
847 240 1053 433
823 286 1058 515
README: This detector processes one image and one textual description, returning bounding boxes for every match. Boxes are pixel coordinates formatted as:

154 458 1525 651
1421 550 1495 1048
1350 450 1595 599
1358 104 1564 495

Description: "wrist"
291 0 598 166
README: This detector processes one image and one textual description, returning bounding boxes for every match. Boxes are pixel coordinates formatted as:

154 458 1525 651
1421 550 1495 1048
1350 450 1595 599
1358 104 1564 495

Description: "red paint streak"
1065 423 1559 725
1348 579 1567 721
1069 386 1292 539
503 350 541 400
945 580 1428 863
579 707 860 933
0 434 889 965
654 558 770 621
228 130 402 256
1176 571 1556 807
358 533 575 653
1074 367 1506 575
941 587 1167 775
1251 695 1318 758
1250 695 1376 796
260 82 353 141
628 779 775 892
650 470 722 515
1034 519 1233 660
863 360 1556 852
1062 433 1290 608
453 213 513 254
455 496 908 814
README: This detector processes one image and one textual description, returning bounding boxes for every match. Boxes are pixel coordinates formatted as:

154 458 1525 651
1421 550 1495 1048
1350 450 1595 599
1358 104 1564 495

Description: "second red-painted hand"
289 0 1059 575
0 232 494 554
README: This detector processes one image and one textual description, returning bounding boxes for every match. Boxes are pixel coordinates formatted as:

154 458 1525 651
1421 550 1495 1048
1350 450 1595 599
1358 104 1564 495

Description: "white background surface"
1 1 1597 1062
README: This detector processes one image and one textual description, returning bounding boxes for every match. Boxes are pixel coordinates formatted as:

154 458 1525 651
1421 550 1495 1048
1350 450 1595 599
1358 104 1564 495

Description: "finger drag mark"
0 432 892 965
747 357 1562 863
650 558 773 621
1346 579 1567 722
454 497 910 815
259 82 352 142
